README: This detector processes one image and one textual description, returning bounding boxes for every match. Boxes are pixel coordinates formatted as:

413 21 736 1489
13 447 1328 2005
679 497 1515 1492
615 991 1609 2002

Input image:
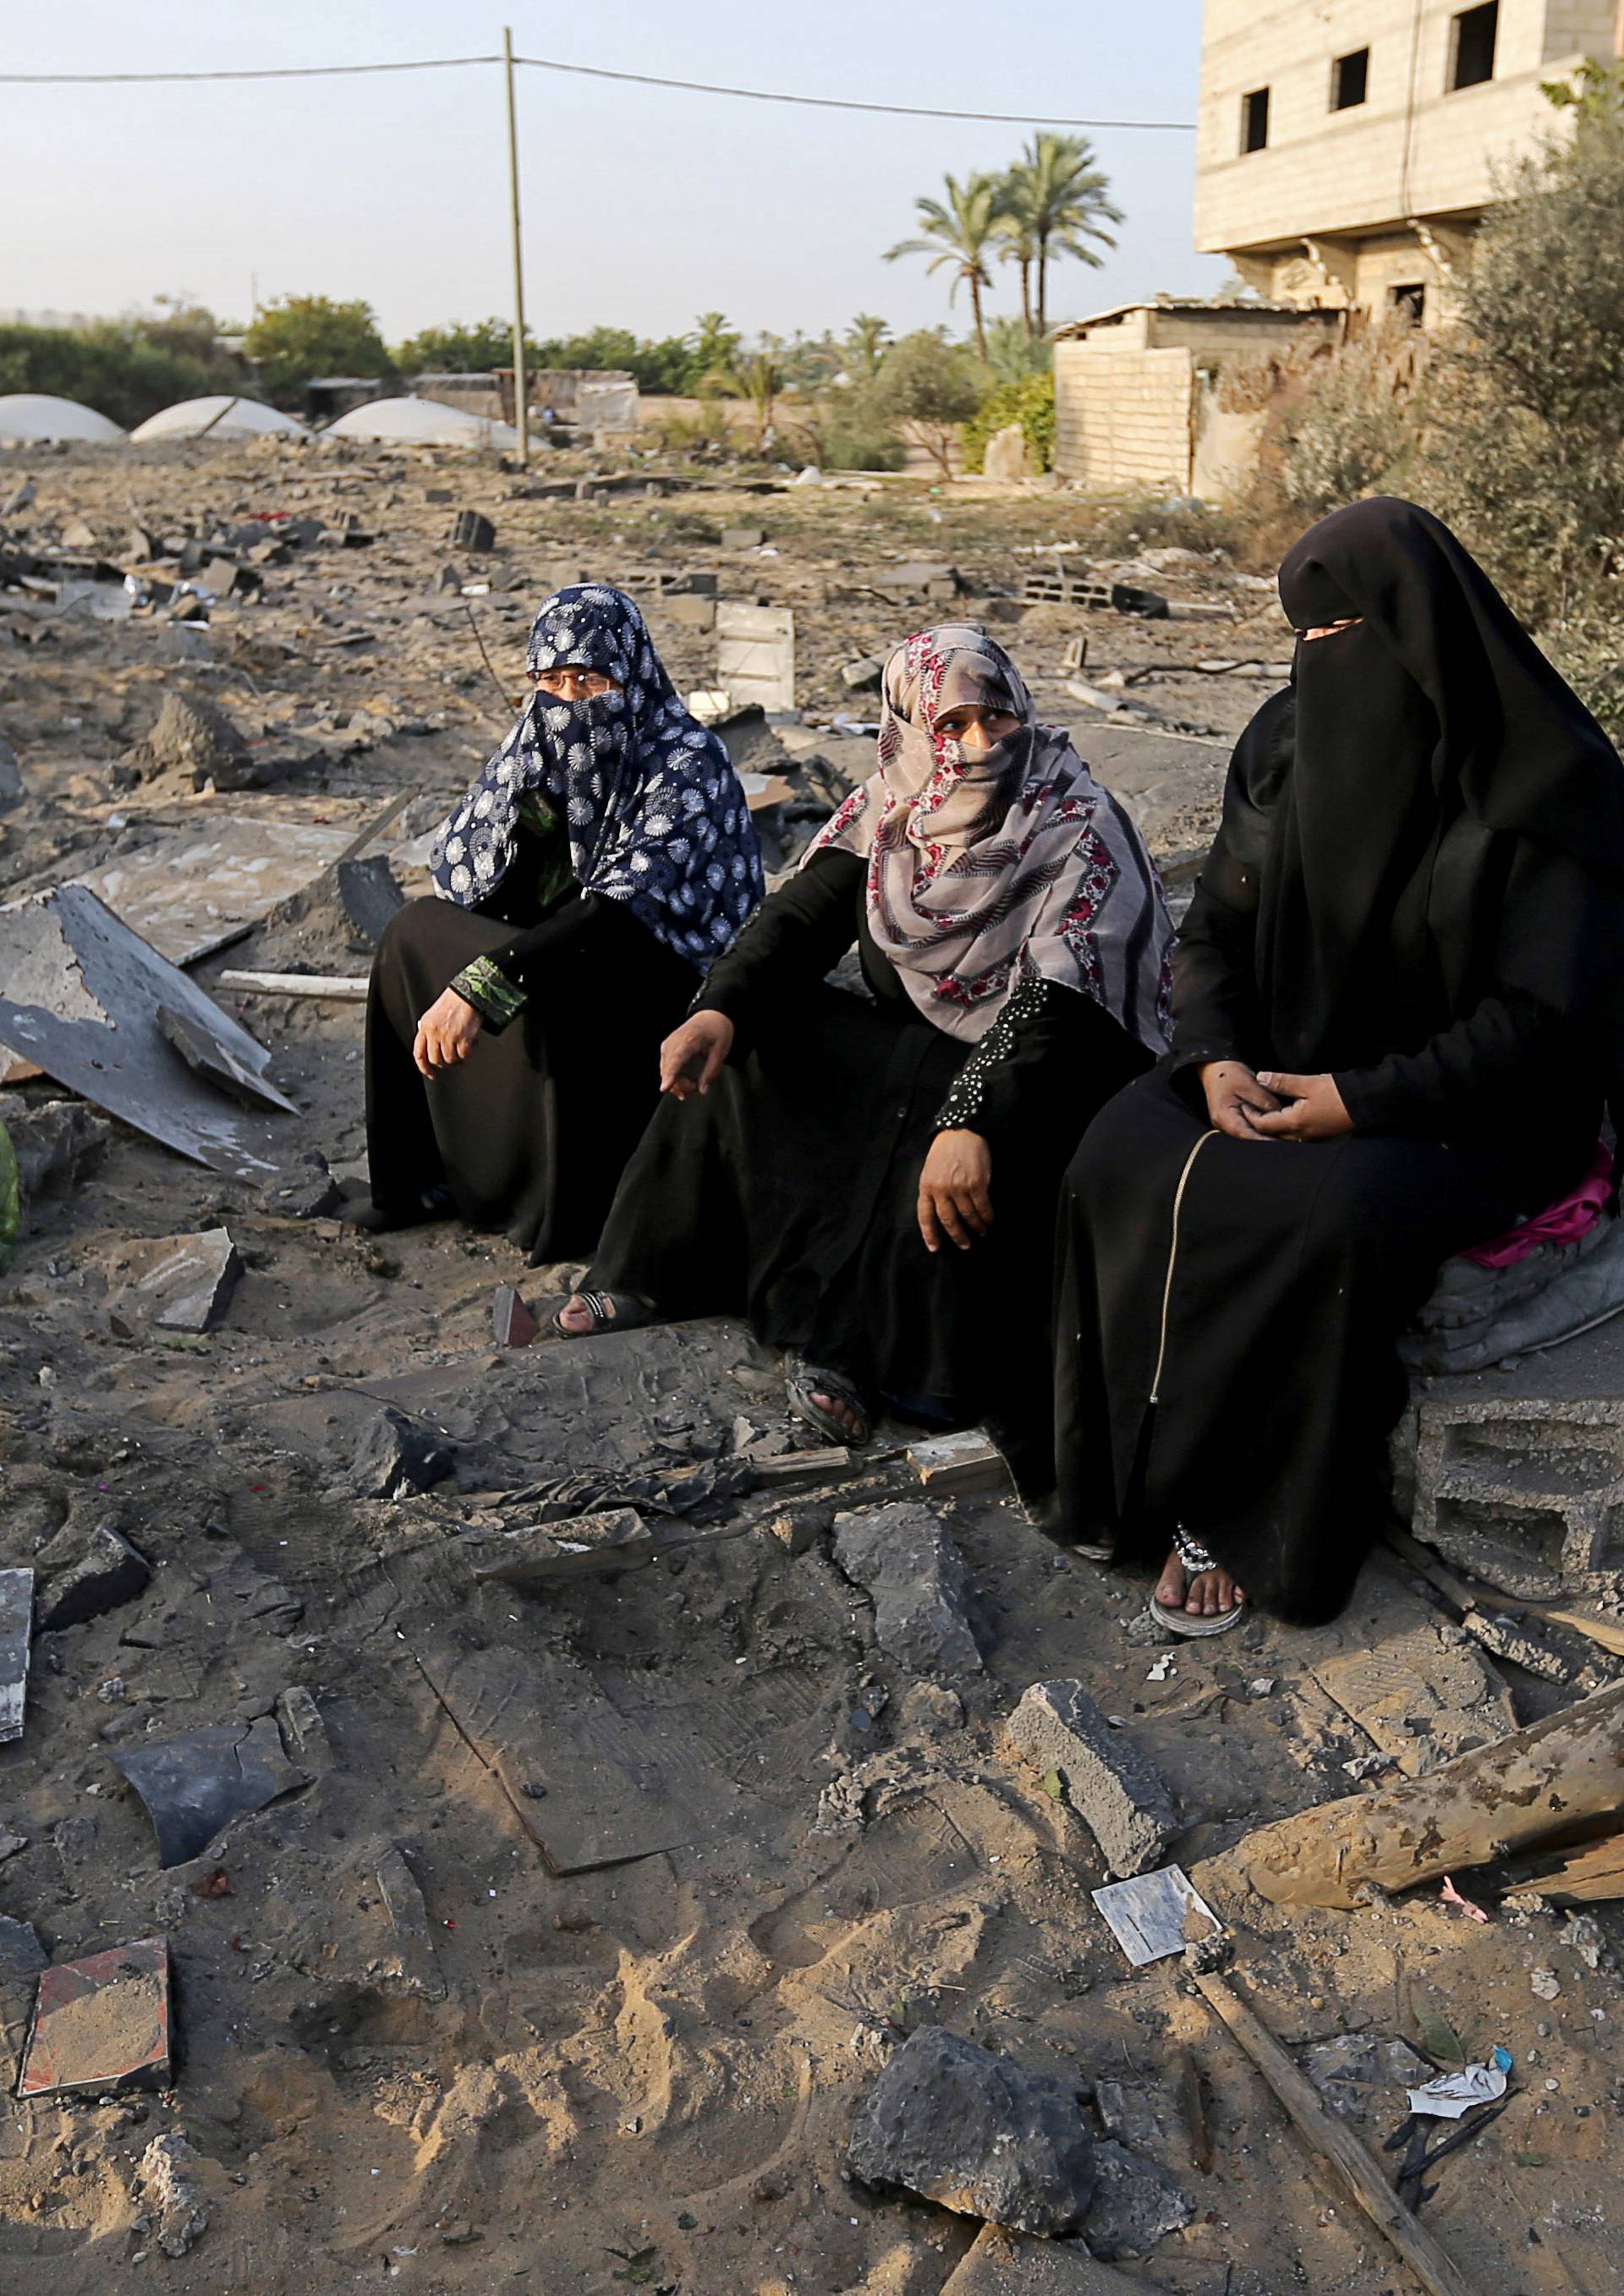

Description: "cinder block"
1003 1680 1177 1877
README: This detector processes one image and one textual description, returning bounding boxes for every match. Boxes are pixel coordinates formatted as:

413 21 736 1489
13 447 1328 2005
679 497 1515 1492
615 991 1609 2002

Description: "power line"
0 46 1194 128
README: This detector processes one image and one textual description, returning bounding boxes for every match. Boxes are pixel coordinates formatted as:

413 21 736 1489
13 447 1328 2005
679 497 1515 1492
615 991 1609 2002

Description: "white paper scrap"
1092 1863 1222 1967
1406 2063 1509 2120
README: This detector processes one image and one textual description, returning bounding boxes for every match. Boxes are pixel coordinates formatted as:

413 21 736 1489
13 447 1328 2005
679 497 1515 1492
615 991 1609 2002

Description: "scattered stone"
0 736 24 811
1004 1680 1177 1877
833 1502 983 1674
131 2133 210 2258
450 509 497 552
1532 1966 1561 2000
907 1429 1011 1496
0 1915 47 1975
722 525 766 549
263 1150 343 1220
344 1406 455 1500
335 854 405 948
840 656 884 692
1093 2080 1175 2152
941 2226 1146 2293
848 2025 1096 2235
36 1521 151 1632
274 1685 332 1772
3 1099 112 1201
0 1829 26 1863
1301 2032 1435 2118
121 688 250 790
1081 2141 1193 2259
120 1225 243 1332
19 1937 171 2096
899 1680 964 1734
982 424 1033 481
1564 1912 1610 1971
376 1844 447 2000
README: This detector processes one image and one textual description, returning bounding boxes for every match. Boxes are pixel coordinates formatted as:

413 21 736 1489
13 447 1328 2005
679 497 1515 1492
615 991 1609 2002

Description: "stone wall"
1052 339 1194 492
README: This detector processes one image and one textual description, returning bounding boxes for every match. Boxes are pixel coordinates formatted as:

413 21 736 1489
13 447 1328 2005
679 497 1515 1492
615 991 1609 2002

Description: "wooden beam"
217 971 369 1002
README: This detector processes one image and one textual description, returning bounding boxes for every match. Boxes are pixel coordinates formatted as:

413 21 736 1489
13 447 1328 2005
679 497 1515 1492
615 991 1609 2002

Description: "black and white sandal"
785 1358 871 1446
1149 1525 1248 1637
551 1290 657 1339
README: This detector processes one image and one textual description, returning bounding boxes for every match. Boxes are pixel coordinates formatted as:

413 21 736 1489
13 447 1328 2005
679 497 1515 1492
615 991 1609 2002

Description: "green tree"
886 173 1006 359
870 329 990 476
1001 133 1121 334
395 317 527 373
843 314 892 381
715 343 784 444
983 315 1051 384
0 308 255 430
689 312 741 383
1541 54 1624 122
243 295 395 402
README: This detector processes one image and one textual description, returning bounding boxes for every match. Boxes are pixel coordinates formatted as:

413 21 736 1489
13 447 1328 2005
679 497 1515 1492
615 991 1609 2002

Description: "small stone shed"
1052 298 1343 497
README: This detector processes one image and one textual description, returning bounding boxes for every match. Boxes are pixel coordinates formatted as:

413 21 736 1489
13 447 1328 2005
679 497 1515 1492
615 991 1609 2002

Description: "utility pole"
503 26 529 465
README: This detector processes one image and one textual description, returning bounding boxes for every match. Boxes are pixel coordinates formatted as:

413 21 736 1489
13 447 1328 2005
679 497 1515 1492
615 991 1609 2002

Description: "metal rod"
503 25 529 466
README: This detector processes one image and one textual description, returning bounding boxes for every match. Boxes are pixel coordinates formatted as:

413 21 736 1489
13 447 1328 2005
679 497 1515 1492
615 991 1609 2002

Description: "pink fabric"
1462 1138 1614 1269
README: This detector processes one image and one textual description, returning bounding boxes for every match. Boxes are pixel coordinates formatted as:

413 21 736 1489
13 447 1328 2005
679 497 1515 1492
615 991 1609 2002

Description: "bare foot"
1155 1548 1246 1617
554 1290 650 1337
810 1389 868 1441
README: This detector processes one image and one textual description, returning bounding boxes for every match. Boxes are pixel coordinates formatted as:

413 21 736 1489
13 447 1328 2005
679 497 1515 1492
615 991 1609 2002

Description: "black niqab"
1254 496 1624 1068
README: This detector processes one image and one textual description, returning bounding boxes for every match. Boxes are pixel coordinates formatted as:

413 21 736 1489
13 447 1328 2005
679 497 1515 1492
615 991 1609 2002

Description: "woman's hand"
1199 1060 1282 1142
413 988 483 1079
918 1129 994 1253
659 1010 735 1099
1250 1071 1353 1142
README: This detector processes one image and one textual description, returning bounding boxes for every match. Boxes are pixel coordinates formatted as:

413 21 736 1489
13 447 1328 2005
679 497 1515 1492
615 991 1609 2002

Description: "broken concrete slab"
376 1844 447 2000
940 2227 1146 2295
0 884 294 1180
261 1151 343 1219
75 814 358 966
2 1096 112 1199
36 1521 151 1631
112 1714 310 1868
158 1005 292 1113
848 2025 1096 2235
1309 1623 1514 1778
335 853 405 948
131 2132 211 2259
117 1225 242 1333
1082 2140 1193 2259
1004 1680 1177 1877
834 1504 983 1675
19 1937 171 2096
0 1568 32 1744
449 509 496 552
344 1406 455 1500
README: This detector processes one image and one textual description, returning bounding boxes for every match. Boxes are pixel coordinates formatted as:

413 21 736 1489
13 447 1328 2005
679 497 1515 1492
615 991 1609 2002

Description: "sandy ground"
1 438 1621 2295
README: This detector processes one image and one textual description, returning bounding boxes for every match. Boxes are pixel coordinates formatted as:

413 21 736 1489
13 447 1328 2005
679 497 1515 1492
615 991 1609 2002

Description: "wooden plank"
217 970 370 1001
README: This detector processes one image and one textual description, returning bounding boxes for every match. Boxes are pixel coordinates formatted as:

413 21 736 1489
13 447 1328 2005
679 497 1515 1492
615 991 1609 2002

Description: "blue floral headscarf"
429 584 764 965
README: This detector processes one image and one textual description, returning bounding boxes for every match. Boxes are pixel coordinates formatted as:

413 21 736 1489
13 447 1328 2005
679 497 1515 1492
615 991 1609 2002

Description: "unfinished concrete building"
1195 0 1621 325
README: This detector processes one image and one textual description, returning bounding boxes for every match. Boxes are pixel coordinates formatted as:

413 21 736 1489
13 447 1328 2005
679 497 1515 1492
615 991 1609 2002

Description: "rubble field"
1 436 1621 2296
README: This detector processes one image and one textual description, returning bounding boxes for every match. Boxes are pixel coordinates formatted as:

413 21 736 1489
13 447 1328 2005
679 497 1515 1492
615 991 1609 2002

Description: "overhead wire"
0 47 1194 129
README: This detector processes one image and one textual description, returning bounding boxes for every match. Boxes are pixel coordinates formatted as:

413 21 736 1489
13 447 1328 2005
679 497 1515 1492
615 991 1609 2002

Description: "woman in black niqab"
1052 496 1624 1632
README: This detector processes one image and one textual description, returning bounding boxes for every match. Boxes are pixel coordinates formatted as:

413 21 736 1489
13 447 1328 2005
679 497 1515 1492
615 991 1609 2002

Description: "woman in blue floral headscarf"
353 585 763 1259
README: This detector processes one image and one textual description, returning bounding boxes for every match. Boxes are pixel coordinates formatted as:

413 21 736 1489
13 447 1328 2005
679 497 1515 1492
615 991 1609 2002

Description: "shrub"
243 295 395 403
870 331 988 477
0 314 255 430
962 371 1056 473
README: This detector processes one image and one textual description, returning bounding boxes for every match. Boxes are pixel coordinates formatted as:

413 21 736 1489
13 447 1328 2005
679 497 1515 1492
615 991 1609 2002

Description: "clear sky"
4 2 1226 347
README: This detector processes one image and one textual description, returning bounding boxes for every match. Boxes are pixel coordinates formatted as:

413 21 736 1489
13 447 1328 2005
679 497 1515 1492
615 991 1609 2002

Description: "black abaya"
1053 496 1623 1625
366 882 695 1263
587 847 1151 1488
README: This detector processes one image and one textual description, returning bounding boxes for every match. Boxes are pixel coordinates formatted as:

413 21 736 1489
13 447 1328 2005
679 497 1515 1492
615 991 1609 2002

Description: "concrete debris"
35 1521 151 1631
112 1714 310 1868
0 735 24 810
274 1684 332 1771
459 1506 657 1585
376 1844 447 1999
907 1428 1011 1496
0 1915 47 1976
941 2228 1147 2294
1300 2033 1435 2118
833 1502 984 1674
1004 1680 1177 1877
1082 2140 1193 2259
119 687 250 790
3 1097 112 1200
717 600 796 714
261 1148 343 1219
450 509 496 551
335 853 405 948
158 1004 292 1112
118 1225 243 1332
1461 1604 1573 1684
848 2025 1097 2236
0 1568 32 1744
19 1937 171 2096
840 656 885 691
344 1405 456 1499
722 526 766 549
131 2133 211 2258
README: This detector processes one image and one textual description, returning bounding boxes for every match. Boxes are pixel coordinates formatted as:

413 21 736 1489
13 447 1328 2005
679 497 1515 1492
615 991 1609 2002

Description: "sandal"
1149 1525 1248 1637
551 1289 657 1339
785 1358 871 1446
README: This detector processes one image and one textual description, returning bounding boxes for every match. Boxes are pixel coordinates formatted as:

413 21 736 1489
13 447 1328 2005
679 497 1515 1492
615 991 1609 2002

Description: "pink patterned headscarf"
805 626 1173 1049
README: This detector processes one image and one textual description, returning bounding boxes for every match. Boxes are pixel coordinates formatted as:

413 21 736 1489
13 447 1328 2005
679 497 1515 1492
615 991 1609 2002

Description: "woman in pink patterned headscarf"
558 626 1173 1504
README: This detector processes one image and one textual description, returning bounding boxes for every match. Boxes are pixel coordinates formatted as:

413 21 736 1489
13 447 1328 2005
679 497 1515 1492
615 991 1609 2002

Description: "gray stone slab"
849 2025 1095 2235
36 1523 150 1632
834 1502 983 1675
112 1716 310 1869
0 885 294 1180
0 1569 32 1744
376 1844 446 2000
122 1225 242 1332
74 814 354 965
1004 1680 1177 1877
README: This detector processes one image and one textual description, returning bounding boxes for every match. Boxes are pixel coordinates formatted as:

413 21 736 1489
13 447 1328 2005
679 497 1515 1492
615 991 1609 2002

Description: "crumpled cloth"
1462 1137 1613 1268
1405 1192 1624 1377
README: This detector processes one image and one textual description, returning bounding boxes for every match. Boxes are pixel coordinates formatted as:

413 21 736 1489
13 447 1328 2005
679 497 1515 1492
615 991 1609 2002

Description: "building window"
1332 47 1369 109
1241 86 1270 153
1390 282 1426 323
1450 2 1498 90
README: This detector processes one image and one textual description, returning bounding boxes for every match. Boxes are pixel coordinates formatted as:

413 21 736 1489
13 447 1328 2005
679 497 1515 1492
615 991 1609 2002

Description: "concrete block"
834 1502 984 1674
1003 1680 1177 1877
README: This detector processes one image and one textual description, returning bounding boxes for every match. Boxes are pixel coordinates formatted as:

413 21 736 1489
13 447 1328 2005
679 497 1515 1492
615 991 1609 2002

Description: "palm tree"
1003 134 1122 334
995 210 1038 337
690 311 740 382
844 314 892 381
885 173 1006 359
716 345 783 444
